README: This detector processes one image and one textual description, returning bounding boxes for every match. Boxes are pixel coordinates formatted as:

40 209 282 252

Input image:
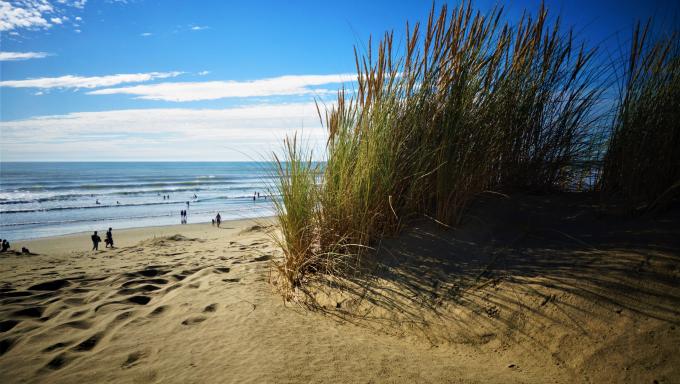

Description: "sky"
1 0 678 161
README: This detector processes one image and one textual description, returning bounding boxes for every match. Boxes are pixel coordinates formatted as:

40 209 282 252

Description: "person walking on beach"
105 227 114 248
1 239 10 252
216 213 221 228
91 231 101 251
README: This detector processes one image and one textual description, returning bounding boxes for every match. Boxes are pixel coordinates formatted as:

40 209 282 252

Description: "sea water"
0 162 277 241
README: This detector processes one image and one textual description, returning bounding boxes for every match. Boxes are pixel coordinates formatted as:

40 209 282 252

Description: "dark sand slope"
0 196 678 383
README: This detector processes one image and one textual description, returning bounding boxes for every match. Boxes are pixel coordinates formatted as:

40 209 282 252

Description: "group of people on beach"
0 239 11 252
83 190 266 250
211 213 222 227
91 228 114 250
0 238 32 254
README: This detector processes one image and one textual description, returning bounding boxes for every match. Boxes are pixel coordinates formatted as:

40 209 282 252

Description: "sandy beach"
1 194 679 383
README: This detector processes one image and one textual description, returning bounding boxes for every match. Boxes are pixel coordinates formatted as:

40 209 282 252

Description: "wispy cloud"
0 71 183 89
140 31 152 37
87 73 354 102
190 25 209 31
0 103 327 160
0 51 50 61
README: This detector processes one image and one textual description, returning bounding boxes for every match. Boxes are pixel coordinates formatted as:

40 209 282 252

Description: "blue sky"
1 0 678 161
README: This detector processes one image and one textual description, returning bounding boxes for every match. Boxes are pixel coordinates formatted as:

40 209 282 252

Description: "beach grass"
600 22 680 212
270 2 679 297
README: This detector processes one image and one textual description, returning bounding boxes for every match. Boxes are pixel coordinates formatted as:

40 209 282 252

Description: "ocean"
0 162 277 241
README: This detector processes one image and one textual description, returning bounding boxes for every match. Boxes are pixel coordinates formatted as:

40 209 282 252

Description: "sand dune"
1 196 679 383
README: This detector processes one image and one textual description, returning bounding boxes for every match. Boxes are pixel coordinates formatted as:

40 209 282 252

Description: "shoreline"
9 216 276 256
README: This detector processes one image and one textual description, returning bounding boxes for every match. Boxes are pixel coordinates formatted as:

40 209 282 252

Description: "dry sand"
1 195 679 383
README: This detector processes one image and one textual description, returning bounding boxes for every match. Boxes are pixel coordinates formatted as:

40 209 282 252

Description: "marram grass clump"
269 2 678 298
600 22 680 212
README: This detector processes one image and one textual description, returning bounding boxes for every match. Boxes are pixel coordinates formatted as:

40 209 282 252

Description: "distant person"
91 231 101 251
21 246 30 254
193 194 197 199
211 218 215 226
253 192 256 201
96 199 100 205
105 227 114 248
216 213 221 228
1 239 10 252
186 201 190 208
116 201 120 205
257 192 260 198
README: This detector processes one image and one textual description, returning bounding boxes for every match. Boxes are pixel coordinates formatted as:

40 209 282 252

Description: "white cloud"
140 32 152 37
197 70 210 76
87 73 355 102
57 0 86 8
0 0 88 32
0 0 53 31
0 71 183 89
74 16 81 21
0 103 328 161
0 51 50 61
190 25 208 31
74 28 80 32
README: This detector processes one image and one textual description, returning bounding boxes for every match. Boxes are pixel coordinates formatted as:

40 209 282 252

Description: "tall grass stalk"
601 22 680 211
270 2 637 298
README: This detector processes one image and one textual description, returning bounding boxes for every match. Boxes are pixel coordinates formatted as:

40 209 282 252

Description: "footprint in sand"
72 332 104 352
148 305 168 317
181 316 206 326
0 337 16 356
12 306 44 318
70 309 89 318
213 267 230 274
121 350 148 369
121 278 168 288
43 341 74 353
28 279 72 291
111 310 136 324
203 303 218 313
44 352 72 370
56 320 92 330
0 319 20 332
127 295 151 305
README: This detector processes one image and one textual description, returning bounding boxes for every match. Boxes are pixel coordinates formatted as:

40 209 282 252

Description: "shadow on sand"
299 193 680 361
